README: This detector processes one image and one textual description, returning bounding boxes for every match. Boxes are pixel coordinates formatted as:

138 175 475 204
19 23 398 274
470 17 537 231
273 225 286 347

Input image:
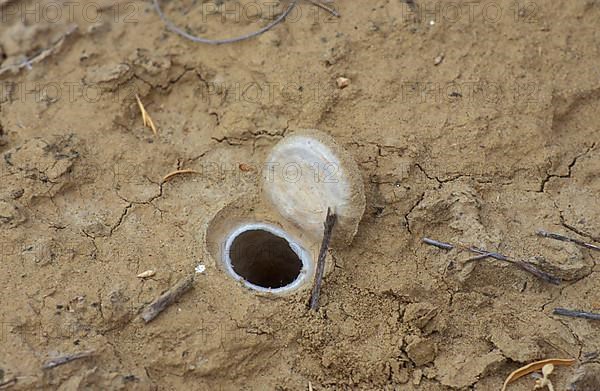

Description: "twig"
0 377 17 389
512 261 561 285
306 0 340 17
422 237 561 285
0 24 78 76
537 229 600 251
153 0 299 45
553 308 600 321
141 274 195 323
42 350 95 369
161 169 201 183
422 237 454 250
309 208 337 311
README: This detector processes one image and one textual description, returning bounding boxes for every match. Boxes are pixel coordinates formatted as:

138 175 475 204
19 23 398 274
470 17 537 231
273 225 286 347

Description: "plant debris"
422 238 561 285
501 358 576 391
161 169 201 184
309 208 337 311
553 307 600 321
153 0 299 45
534 363 555 390
537 229 600 251
42 350 95 369
135 94 158 136
306 0 340 17
140 274 195 323
0 24 78 76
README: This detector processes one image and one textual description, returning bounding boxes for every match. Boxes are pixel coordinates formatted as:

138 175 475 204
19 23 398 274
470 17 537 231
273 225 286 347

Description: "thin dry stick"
42 350 95 369
141 274 195 323
553 307 600 321
161 169 201 183
309 208 337 311
306 0 340 17
422 238 561 285
153 0 299 45
0 24 78 76
0 377 17 389
537 229 600 251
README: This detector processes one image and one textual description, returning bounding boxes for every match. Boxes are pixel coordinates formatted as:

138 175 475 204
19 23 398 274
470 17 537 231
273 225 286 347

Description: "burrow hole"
229 229 302 289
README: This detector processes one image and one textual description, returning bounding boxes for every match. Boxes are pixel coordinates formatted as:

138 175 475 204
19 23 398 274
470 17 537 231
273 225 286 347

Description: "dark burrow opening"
229 229 303 289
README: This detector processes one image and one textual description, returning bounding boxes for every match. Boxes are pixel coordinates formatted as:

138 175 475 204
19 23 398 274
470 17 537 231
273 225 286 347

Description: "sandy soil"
1 0 599 390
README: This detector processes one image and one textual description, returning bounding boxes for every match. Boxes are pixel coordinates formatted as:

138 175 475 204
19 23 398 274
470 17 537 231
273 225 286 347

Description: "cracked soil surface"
0 0 599 390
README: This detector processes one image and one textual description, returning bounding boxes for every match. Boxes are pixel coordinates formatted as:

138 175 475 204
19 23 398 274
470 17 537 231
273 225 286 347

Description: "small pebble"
137 270 156 278
195 264 206 274
336 77 350 89
434 54 444 66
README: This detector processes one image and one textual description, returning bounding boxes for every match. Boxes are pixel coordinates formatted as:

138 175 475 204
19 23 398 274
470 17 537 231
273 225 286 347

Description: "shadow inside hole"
229 229 302 289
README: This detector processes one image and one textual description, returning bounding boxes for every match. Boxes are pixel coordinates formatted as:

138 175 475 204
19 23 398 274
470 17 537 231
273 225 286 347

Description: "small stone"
434 54 444 66
390 361 410 383
412 368 423 385
137 270 156 278
336 77 350 89
195 264 206 274
406 336 438 366
9 188 24 199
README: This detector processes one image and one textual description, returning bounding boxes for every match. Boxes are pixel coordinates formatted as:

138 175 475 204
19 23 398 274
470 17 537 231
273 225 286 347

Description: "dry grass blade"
162 169 201 183
135 94 158 136
501 358 576 391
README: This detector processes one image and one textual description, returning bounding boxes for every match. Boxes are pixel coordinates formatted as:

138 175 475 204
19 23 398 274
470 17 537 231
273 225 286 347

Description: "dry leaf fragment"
135 94 158 136
161 169 201 183
501 358 575 391
137 270 156 278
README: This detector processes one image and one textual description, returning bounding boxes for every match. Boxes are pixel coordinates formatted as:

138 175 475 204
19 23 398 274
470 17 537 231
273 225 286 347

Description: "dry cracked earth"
0 0 599 390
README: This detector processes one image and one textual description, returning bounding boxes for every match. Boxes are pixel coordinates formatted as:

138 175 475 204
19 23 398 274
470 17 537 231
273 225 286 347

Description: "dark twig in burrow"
141 274 195 323
42 350 95 369
553 308 600 321
309 208 337 311
422 237 561 285
537 229 600 251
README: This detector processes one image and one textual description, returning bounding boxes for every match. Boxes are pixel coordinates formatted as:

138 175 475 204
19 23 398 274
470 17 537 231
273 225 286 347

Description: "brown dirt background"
1 0 599 390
